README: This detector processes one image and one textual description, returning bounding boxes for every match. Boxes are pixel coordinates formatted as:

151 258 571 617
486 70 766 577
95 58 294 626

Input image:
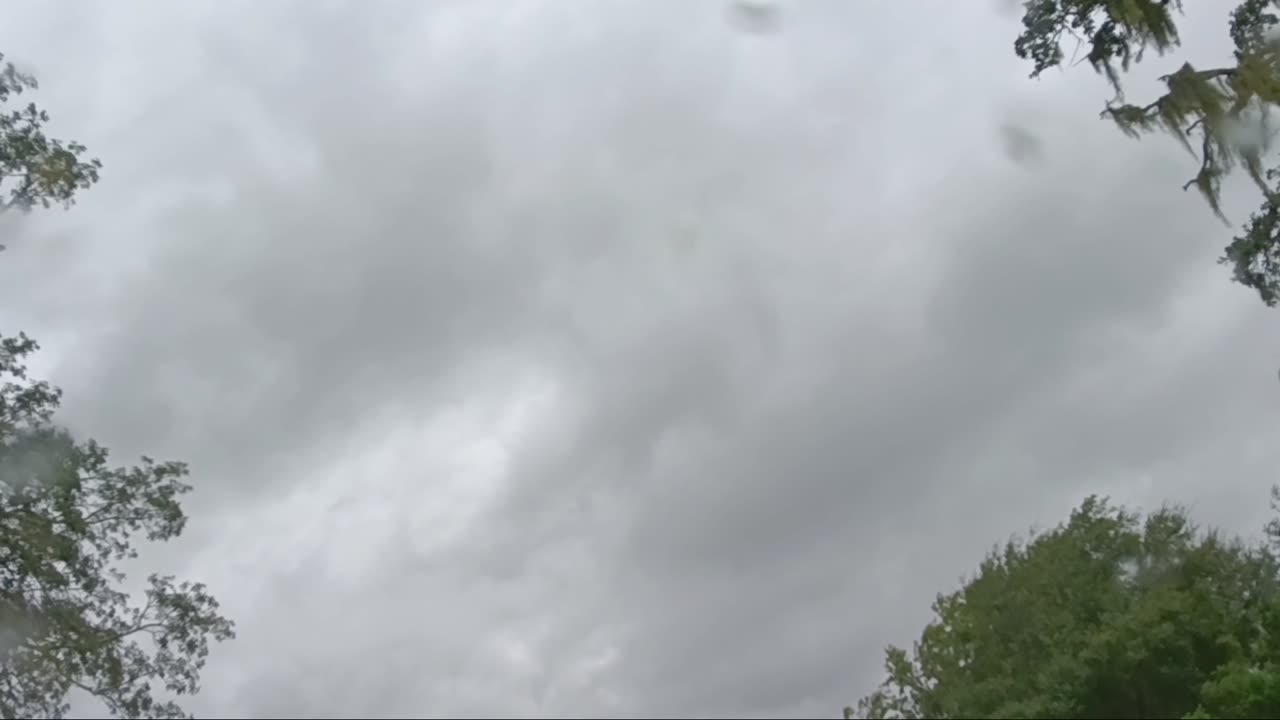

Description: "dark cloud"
1 1 1278 718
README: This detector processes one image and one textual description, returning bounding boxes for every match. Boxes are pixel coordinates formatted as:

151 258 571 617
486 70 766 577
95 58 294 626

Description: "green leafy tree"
848 495 1280 719
1012 0 1280 306
0 50 101 249
0 53 232 718
0 334 235 719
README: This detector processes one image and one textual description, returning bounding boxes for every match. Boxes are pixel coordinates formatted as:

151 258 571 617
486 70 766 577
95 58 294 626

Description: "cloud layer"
3 1 1279 717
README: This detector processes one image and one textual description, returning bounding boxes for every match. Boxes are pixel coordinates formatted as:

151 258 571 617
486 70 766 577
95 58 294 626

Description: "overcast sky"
2 0 1279 717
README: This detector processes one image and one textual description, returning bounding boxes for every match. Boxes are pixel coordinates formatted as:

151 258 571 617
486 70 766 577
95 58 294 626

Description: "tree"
0 54 233 718
0 50 101 249
847 495 1280 719
1012 0 1280 306
0 334 235 719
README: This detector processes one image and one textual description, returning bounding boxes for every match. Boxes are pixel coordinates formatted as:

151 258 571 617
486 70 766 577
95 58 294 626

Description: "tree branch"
1101 66 1239 121
1183 130 1216 192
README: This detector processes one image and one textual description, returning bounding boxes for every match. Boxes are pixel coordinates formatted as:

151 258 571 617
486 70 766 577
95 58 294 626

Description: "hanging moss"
1016 0 1280 308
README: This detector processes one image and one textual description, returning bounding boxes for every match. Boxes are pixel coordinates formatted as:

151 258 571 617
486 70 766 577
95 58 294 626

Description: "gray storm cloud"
2 0 1279 717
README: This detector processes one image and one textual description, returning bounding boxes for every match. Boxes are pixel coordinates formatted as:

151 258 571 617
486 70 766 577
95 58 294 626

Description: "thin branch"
1182 130 1215 192
1160 66 1237 84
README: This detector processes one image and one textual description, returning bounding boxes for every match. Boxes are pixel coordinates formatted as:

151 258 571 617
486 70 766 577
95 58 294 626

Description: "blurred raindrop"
999 123 1044 168
726 0 783 35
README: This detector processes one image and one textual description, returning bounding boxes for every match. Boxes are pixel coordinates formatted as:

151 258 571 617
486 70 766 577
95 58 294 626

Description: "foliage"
1013 0 1280 307
847 495 1280 719
0 334 235 719
0 53 231 717
0 50 101 250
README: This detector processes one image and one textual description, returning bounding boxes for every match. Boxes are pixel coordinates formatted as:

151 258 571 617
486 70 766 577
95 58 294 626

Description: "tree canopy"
1013 0 1280 306
0 53 233 718
1 336 235 718
848 493 1280 719
0 51 100 226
